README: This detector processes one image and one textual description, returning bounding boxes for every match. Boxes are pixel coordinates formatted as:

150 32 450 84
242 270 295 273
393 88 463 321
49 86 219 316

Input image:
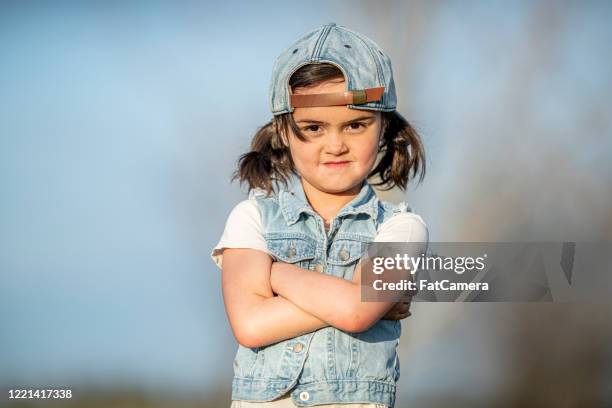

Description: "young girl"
211 23 428 408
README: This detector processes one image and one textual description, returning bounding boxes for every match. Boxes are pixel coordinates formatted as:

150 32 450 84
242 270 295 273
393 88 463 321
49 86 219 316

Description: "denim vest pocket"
265 232 317 269
327 234 371 279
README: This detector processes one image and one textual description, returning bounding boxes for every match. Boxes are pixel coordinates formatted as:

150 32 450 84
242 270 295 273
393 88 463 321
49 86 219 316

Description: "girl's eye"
347 122 366 131
303 125 322 133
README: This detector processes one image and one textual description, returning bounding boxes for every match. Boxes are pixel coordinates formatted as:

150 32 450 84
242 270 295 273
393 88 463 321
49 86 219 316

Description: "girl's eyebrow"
295 115 376 125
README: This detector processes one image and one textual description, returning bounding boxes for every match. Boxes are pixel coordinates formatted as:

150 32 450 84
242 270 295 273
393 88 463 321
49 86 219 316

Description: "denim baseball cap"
269 22 397 115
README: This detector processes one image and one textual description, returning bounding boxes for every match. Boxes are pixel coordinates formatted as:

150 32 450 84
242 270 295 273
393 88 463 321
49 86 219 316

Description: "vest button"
339 249 350 261
314 263 324 273
299 391 310 401
292 342 303 353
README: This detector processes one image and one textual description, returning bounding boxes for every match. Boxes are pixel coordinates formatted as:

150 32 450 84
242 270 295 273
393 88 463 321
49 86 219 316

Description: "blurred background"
1 1 611 407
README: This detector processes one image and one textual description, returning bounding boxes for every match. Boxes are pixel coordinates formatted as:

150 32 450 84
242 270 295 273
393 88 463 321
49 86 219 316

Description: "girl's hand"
352 263 412 320
382 297 412 320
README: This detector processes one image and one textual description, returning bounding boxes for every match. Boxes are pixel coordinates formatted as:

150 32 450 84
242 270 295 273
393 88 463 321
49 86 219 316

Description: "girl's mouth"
322 161 351 169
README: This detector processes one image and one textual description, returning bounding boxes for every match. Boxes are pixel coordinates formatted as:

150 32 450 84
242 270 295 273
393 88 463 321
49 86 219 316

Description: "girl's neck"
300 178 363 227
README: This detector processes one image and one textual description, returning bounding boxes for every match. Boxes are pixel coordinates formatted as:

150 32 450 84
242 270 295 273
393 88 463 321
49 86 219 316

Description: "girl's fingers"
386 300 414 320
396 310 413 320
400 294 413 303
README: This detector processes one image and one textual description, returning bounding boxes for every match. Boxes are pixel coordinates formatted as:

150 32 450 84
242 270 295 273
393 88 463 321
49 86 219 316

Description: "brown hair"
233 63 426 195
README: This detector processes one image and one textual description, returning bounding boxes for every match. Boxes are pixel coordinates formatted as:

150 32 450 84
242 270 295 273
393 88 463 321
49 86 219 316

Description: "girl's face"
287 78 383 195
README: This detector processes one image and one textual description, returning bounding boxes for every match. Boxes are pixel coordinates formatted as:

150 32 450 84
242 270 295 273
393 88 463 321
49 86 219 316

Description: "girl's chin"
313 180 363 194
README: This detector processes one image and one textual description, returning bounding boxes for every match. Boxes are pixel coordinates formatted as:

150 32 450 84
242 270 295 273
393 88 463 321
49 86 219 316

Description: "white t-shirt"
211 198 428 269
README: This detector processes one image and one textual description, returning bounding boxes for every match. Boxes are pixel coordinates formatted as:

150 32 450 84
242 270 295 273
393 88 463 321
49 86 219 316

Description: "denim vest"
231 180 413 407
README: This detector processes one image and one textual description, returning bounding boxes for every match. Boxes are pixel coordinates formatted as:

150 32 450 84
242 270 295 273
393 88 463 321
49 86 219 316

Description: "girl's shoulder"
224 189 289 228
243 188 297 231
210 196 267 269
375 199 428 243
227 196 261 221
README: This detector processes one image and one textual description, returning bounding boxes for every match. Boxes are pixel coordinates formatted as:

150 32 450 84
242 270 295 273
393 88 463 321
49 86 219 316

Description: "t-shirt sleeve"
374 211 429 243
210 199 270 269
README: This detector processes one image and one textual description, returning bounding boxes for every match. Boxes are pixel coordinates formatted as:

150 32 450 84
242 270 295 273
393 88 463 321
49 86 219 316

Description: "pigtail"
232 119 295 195
369 111 426 191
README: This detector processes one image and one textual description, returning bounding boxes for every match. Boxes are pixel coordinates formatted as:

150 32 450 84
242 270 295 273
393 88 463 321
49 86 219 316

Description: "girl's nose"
324 131 348 155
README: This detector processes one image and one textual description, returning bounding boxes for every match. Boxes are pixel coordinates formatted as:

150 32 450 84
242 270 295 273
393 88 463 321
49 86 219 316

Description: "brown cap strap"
290 86 385 108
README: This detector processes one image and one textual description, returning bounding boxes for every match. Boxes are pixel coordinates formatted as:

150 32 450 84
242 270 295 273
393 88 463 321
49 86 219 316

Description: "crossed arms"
221 248 411 348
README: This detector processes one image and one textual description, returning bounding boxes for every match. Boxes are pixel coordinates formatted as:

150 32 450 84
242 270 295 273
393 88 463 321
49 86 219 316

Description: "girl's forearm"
242 294 328 348
223 248 330 349
270 262 370 332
